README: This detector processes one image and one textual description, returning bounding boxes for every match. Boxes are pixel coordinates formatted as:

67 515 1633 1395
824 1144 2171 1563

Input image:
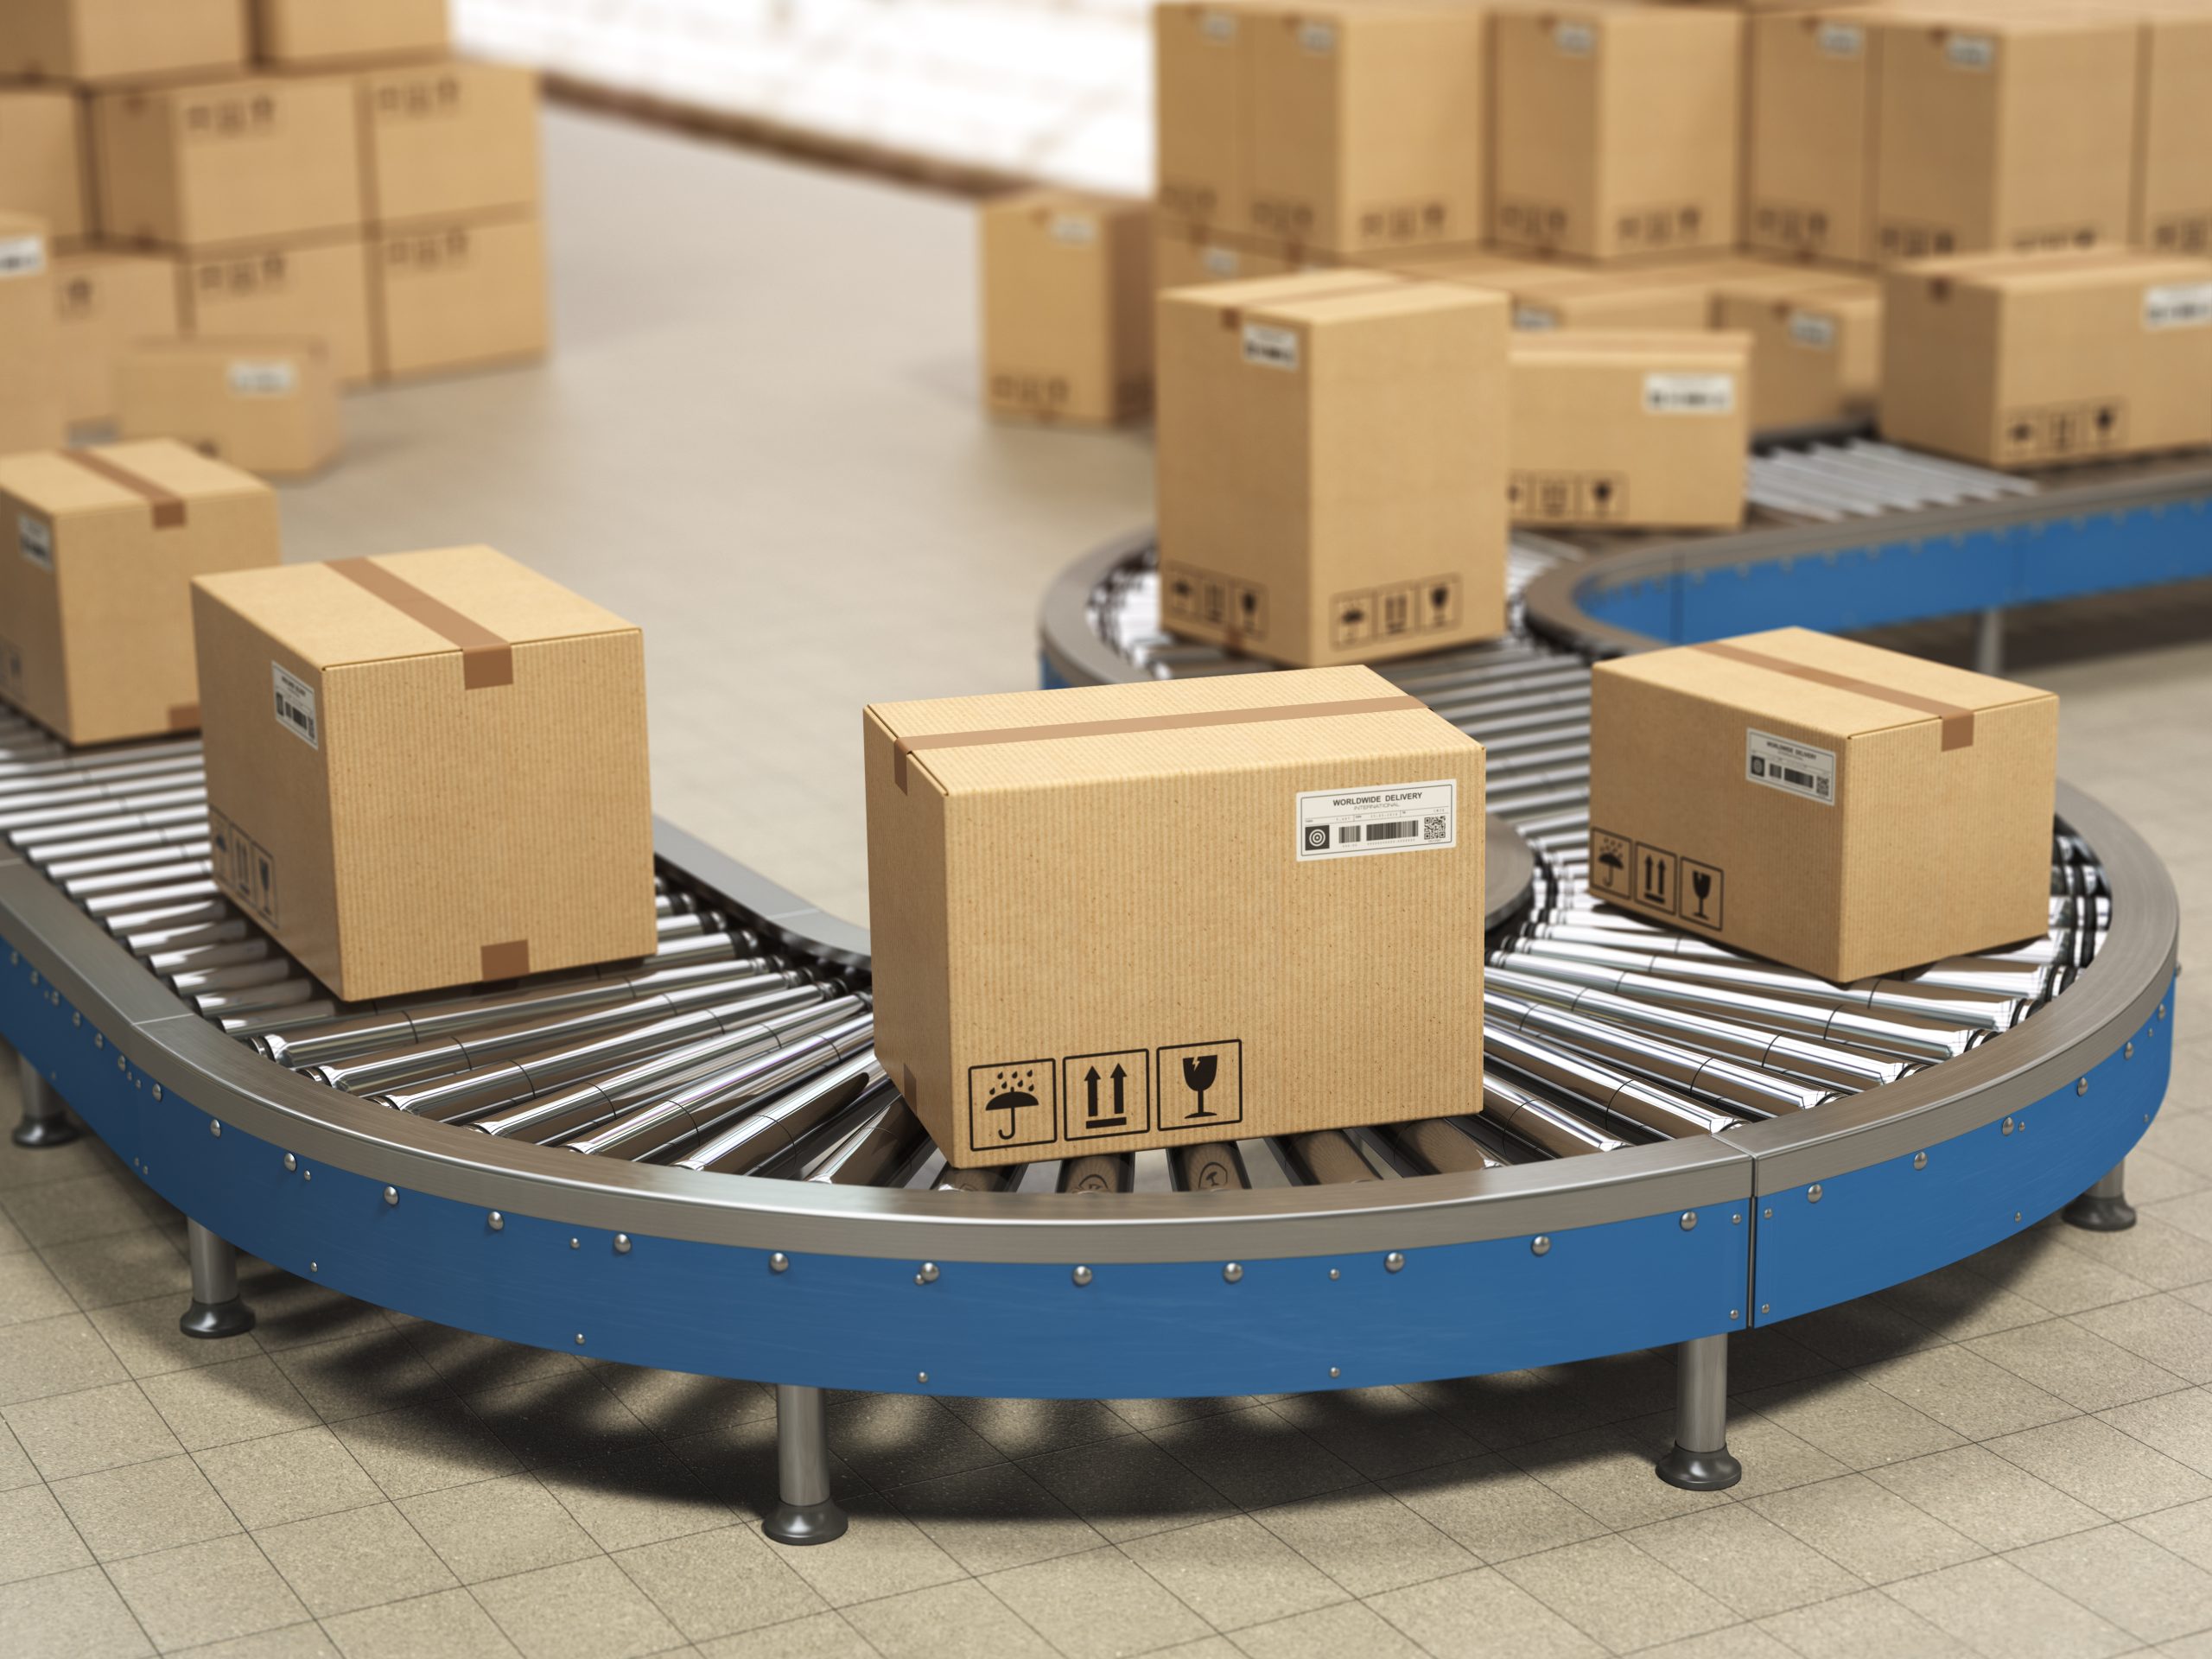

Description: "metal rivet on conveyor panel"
487 1211 503 1230
1764 1208 1773 1219
1914 1153 1928 1170
917 1371 929 1385
2126 1042 2135 1060
575 1333 585 1345
614 1235 632 1255
383 1187 397 1206
71 1012 79 1027
1329 1366 1341 1379
769 1252 789 1274
1732 1309 1741 1321
1386 1251 1406 1273
916 1262 939 1286
2014 1211 2024 1223
2003 1117 2015 1136
114 1054 124 1071
94 1034 102 1049
1071 1266 1092 1287
2079 1078 2090 1096
1680 1212 1697 1231
208 1120 220 1137
1224 1262 1243 1283
309 1262 318 1273
2160 1003 2169 1020
1808 1185 1822 1204
1328 1268 1340 1281
283 1154 296 1172
1760 1303 1770 1315
569 1238 579 1250
1732 1214 1742 1225
1531 1236 1551 1256
150 1084 160 1101
301 1170 310 1181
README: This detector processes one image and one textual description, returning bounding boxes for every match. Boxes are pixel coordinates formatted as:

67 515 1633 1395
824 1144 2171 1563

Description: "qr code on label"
1423 816 1446 842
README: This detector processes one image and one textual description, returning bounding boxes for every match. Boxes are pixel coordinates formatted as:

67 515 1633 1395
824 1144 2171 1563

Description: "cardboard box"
864 666 1487 1168
1745 8 1884 266
1156 270 1510 666
1879 248 2212 469
0 0 246 86
1508 331 1751 530
0 213 68 457
370 213 549 381
0 439 278 747
1713 270 1881 429
53 248 182 425
1589 626 2057 982
980 189 1152 424
93 75 362 250
1154 3 1246 230
358 60 540 226
191 545 658 1002
116 337 340 478
1243 1 1488 256
252 0 448 67
1872 12 2137 261
2135 3 2212 255
177 235 373 385
1154 219 1300 290
0 90 92 248
1510 260 1775 332
1491 3 1743 262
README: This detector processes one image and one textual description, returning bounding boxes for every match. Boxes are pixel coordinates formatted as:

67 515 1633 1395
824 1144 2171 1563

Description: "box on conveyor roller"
865 667 1485 1169
116 336 342 480
0 439 278 747
1711 269 1880 432
190 547 658 1002
1590 628 2057 984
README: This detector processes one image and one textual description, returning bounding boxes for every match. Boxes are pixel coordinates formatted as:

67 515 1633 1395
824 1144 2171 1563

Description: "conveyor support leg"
2063 1160 2137 1233
1974 607 2005 678
179 1219 256 1339
1656 1333 1742 1491
12 1051 79 1149
764 1384 848 1545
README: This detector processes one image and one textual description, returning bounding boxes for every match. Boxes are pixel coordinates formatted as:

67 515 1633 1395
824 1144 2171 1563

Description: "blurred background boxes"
2135 0 2212 253
117 336 341 477
0 213 67 454
1713 268 1881 429
52 246 180 423
251 0 448 68
370 213 549 381
358 60 540 223
178 237 372 385
1154 2 1243 231
1153 219 1302 290
1744 8 1881 266
982 188 1153 424
0 0 246 86
0 89 91 247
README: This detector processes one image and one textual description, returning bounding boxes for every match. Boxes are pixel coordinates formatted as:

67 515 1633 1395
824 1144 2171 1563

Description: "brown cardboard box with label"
116 337 340 478
1510 259 1778 332
1508 331 1751 530
1880 248 2212 469
1713 269 1881 429
176 236 373 385
1491 2 1742 262
0 91 92 249
53 249 181 424
1154 219 1301 291
1746 9 1884 266
253 0 448 67
2135 2 2212 255
1242 1 1488 256
1155 3 1247 230
0 214 68 456
982 189 1152 424
358 61 540 225
1156 270 1509 666
370 213 549 380
190 546 657 1002
1589 627 2057 983
1872 12 2137 262
93 75 362 250
865 667 1486 1168
0 0 246 86
0 440 277 746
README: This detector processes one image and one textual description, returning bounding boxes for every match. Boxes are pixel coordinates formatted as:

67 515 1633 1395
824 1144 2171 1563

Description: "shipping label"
0 234 46 279
271 663 319 750
1297 779 1457 861
1200 245 1240 276
1298 20 1336 54
1242 321 1300 371
1513 305 1560 330
1554 20 1596 56
1946 34 1997 70
1816 22 1864 58
17 515 53 572
1643 372 1737 416
228 359 299 397
2145 283 2212 332
1048 213 1096 246
1787 310 1839 350
1745 729 1834 805
1199 9 1236 41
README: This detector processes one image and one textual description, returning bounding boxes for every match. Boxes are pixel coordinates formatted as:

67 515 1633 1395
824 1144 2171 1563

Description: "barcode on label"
2145 283 2212 331
1788 311 1839 350
228 359 298 397
1643 372 1736 416
0 235 45 278
1554 21 1596 55
1947 35 1996 70
272 663 319 750
1816 22 1863 57
17 515 53 571
1048 214 1096 246
1297 780 1458 861
1243 322 1300 372
1298 21 1335 53
1745 728 1836 806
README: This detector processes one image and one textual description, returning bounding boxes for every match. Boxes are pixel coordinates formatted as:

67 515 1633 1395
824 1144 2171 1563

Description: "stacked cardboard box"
0 213 67 452
980 188 1154 426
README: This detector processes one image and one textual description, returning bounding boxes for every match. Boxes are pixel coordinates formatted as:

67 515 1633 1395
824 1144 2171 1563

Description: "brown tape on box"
891 693 1428 791
480 940 531 980
61 448 188 530
329 557 515 689
1694 639 1977 751
167 702 200 731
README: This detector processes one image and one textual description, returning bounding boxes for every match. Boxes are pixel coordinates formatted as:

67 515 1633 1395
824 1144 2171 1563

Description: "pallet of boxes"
0 0 549 480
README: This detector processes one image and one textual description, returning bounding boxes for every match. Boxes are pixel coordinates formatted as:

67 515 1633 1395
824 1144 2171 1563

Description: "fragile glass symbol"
1691 870 1714 920
1181 1054 1219 1118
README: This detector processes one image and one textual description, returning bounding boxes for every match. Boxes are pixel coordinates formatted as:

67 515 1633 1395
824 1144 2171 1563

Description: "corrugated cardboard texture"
0 0 245 86
54 249 183 424
117 337 342 479
981 189 1154 425
1510 259 1779 332
1879 247 2212 469
0 212 67 458
93 74 363 250
0 439 277 747
370 212 549 381
1590 626 2056 982
1746 9 1883 266
2135 5 2212 253
1713 269 1882 429
1155 3 1246 229
177 236 374 387
1157 270 1509 666
253 0 448 67
1872 13 2138 261
0 90 91 246
1508 331 1751 530
359 62 542 226
1243 2 1488 256
865 666 1486 1167
1491 2 1744 262
192 546 658 1002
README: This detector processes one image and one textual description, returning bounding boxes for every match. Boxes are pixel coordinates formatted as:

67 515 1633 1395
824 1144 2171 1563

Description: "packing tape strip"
892 693 1430 791
480 940 531 981
1693 640 1977 751
328 557 515 690
60 448 188 530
